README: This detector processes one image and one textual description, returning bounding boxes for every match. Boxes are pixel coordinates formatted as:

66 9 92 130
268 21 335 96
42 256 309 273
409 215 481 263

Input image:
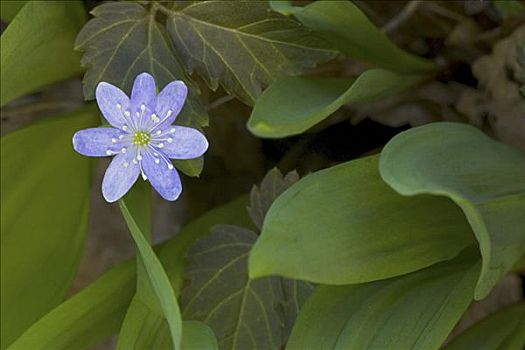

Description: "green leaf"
0 0 27 22
249 155 475 284
0 106 97 348
182 321 219 350
287 247 481 350
75 2 207 129
275 0 436 73
248 168 299 230
379 122 525 300
0 0 86 106
444 302 525 350
119 200 183 349
8 262 136 350
165 0 336 105
182 225 283 349
248 69 424 138
8 196 251 350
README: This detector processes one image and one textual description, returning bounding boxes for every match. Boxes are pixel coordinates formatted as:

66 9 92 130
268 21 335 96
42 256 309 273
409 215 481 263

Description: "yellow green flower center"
133 131 151 146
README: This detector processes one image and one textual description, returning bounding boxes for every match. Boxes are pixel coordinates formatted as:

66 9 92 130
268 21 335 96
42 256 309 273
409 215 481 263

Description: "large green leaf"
8 196 251 350
379 122 525 299
182 225 283 349
247 69 424 138
0 106 97 348
119 200 183 349
272 0 436 73
165 0 336 105
249 155 475 284
287 247 481 350
74 2 206 127
0 0 86 106
443 302 525 350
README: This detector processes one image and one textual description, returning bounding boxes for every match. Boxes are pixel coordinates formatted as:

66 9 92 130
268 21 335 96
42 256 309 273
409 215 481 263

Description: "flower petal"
131 72 156 113
102 151 140 203
95 82 131 129
72 127 126 157
154 126 208 159
142 150 182 201
154 81 188 129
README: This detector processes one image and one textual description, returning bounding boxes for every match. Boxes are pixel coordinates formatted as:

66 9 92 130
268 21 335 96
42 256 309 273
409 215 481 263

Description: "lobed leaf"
74 2 207 127
0 0 86 106
0 106 97 348
379 122 525 299
248 69 424 138
287 247 481 350
165 0 336 105
249 155 475 285
273 0 436 73
182 225 283 349
248 168 299 230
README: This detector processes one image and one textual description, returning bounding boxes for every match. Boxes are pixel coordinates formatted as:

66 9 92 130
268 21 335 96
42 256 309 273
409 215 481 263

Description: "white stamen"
154 158 160 164
105 150 112 156
151 114 160 123
157 143 164 148
156 130 162 135
132 159 138 164
122 125 128 131
141 172 148 181
168 164 174 170
111 138 117 143
124 111 130 117
167 137 173 143
135 112 140 117
140 104 146 111
123 162 129 168
119 135 124 139
170 128 176 133
153 152 158 156
137 154 142 161
166 110 172 117
116 103 122 109
121 148 127 153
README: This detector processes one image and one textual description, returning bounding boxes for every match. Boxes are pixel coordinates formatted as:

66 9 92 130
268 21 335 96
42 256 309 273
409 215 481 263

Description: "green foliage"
8 262 136 350
165 0 336 105
248 69 424 138
8 196 251 350
380 122 525 299
119 200 183 349
443 302 525 350
0 0 86 106
0 106 97 349
181 169 311 349
271 0 436 73
181 321 218 350
249 155 475 284
287 248 480 350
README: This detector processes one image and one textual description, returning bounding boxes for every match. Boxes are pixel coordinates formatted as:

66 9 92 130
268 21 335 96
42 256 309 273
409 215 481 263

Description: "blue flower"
73 73 208 203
